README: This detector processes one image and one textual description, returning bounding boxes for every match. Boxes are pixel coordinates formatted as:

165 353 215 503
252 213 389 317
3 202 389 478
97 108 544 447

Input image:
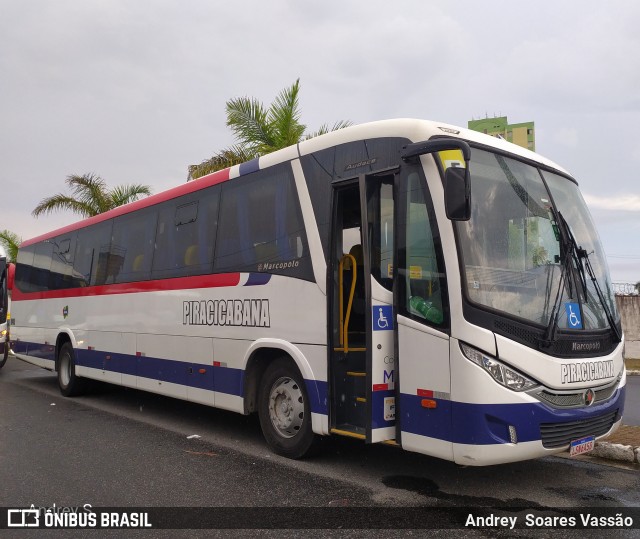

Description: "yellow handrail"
337 253 357 353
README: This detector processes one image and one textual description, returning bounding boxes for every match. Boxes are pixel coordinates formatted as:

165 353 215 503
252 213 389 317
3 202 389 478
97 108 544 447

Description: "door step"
330 425 366 440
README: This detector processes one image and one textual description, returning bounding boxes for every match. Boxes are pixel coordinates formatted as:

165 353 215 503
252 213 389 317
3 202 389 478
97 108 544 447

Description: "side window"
15 244 37 292
73 220 113 286
152 186 220 280
50 234 79 290
110 208 157 284
16 236 80 292
28 241 55 291
367 176 394 291
0 261 6 318
398 171 447 327
214 164 313 279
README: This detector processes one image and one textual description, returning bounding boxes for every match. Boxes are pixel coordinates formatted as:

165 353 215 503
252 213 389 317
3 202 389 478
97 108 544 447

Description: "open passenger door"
329 171 398 444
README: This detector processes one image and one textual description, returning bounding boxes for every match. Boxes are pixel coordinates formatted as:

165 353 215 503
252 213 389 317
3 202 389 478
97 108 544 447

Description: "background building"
468 116 535 151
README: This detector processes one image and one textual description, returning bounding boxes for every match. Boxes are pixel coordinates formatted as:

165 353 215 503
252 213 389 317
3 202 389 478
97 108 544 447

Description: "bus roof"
22 118 570 248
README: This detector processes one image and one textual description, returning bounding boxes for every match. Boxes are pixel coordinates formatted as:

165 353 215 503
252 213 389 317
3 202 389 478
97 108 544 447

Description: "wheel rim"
267 376 305 439
60 352 71 387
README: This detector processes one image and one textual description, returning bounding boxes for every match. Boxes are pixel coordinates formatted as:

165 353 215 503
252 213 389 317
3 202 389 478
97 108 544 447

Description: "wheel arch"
242 339 316 415
54 329 77 371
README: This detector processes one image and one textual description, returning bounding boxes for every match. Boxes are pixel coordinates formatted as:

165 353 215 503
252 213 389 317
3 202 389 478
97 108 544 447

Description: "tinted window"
300 137 409 262
28 241 55 291
15 244 37 292
152 186 220 280
214 164 312 280
74 220 113 286
50 233 81 289
110 208 157 283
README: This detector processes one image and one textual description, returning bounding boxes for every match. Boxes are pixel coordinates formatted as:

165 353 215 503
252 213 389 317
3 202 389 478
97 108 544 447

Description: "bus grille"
534 379 619 409
539 411 617 449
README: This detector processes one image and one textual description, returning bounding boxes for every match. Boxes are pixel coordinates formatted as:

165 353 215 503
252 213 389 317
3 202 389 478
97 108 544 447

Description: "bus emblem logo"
583 388 595 406
62 306 69 319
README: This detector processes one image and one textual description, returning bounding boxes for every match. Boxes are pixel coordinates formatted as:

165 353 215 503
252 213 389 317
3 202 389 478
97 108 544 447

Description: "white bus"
0 246 10 368
11 119 625 465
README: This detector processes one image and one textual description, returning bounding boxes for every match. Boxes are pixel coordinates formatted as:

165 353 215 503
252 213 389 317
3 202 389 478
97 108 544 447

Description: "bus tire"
258 358 315 459
0 343 7 369
57 342 86 397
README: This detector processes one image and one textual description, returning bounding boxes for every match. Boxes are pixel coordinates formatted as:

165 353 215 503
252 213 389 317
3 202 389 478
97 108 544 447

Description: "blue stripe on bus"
12 340 56 362
305 379 328 415
74 347 245 396
245 273 271 286
400 385 625 445
239 158 260 176
14 341 328 410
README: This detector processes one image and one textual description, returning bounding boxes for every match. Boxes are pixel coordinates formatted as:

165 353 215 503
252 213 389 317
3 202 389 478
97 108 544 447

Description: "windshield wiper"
541 209 573 348
582 250 622 342
556 211 622 343
558 215 623 343
556 212 588 302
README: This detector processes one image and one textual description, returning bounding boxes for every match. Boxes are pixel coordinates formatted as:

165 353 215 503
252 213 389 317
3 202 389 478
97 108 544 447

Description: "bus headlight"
460 343 539 392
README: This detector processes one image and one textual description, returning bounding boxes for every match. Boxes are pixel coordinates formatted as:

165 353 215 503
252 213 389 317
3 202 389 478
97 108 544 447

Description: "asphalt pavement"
2 354 638 469
2 357 640 537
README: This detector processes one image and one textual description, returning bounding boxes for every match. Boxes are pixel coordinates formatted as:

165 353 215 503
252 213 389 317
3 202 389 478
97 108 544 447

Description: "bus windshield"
456 147 618 330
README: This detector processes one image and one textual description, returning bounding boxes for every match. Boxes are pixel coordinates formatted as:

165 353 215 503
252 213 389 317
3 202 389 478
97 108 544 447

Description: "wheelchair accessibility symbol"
565 302 583 329
373 305 393 331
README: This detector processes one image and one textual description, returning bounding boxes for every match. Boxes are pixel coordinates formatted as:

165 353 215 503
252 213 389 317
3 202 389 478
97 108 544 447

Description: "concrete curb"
587 369 639 467
591 442 638 464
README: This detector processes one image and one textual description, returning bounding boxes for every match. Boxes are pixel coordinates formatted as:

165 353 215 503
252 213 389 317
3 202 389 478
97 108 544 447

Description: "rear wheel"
57 342 86 397
258 358 315 459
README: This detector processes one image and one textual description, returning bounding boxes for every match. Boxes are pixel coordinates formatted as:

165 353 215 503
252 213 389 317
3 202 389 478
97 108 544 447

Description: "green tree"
32 174 152 219
189 79 351 180
0 230 21 263
635 281 640 295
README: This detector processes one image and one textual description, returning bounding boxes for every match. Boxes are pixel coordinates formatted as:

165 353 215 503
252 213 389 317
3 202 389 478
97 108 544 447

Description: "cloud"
552 127 579 149
584 194 640 211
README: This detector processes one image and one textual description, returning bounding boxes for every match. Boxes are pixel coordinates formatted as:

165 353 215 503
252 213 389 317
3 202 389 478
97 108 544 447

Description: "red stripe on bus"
11 272 241 301
20 168 232 247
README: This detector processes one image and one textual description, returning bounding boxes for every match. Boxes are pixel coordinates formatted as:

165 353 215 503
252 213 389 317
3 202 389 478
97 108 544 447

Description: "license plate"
569 435 595 457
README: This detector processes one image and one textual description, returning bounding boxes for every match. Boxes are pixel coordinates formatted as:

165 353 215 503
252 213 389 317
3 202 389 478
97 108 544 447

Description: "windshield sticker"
438 149 465 170
565 302 583 329
372 305 393 331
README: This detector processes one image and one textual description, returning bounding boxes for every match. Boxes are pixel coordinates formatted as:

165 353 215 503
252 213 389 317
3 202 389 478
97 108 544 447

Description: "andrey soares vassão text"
465 512 634 530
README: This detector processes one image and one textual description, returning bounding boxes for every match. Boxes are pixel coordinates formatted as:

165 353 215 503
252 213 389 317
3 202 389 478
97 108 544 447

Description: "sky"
1 0 639 283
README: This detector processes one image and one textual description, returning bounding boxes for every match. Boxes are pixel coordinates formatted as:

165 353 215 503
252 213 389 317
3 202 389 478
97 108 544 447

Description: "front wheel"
0 342 7 369
57 342 86 397
258 358 315 459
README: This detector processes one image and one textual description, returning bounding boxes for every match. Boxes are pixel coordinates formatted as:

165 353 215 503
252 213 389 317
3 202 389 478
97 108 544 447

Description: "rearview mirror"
444 166 471 221
402 138 472 221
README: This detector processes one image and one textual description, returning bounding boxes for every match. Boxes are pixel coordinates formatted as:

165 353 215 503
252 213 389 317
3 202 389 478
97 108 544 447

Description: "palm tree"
189 79 352 180
32 174 152 219
0 230 21 263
